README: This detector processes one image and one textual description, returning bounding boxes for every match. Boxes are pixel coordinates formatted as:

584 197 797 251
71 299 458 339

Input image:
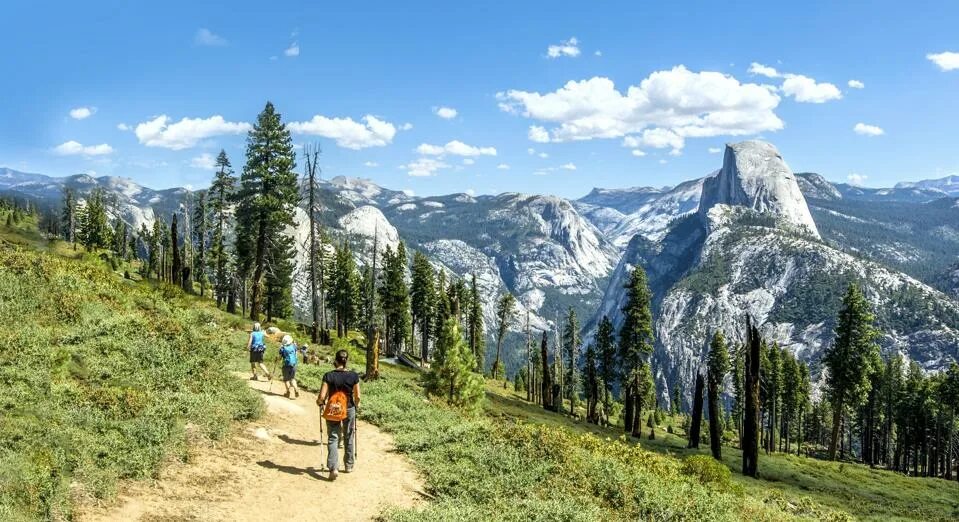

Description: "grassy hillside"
3 213 957 521
0 238 263 520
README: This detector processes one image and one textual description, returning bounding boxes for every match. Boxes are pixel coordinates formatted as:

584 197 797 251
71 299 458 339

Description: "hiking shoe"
294 389 300 398
249 375 258 381
329 469 338 481
344 465 353 473
284 390 291 398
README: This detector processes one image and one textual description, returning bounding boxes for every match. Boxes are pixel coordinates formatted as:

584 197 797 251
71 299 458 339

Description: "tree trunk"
742 318 761 478
828 399 844 461
540 333 553 412
250 219 267 320
623 384 634 435
708 373 723 459
364 328 380 381
689 373 704 449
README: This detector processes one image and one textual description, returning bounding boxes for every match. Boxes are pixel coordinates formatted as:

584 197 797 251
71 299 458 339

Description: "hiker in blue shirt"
279 334 300 399
247 322 271 381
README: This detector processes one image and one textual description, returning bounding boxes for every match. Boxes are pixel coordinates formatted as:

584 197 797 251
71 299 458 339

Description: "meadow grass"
0 246 263 521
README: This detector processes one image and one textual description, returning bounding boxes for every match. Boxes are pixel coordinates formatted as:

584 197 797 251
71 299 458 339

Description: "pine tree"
689 373 705 449
233 102 298 320
490 292 516 380
540 331 556 412
330 242 361 337
824 283 880 461
379 242 411 356
467 274 485 371
209 149 237 308
171 213 182 286
742 318 762 477
264 233 295 321
732 344 745 445
595 315 616 425
425 316 484 410
583 342 599 423
410 251 437 362
192 191 209 296
61 188 77 245
764 342 782 453
302 143 325 342
707 330 730 459
619 265 654 436
562 307 581 416
80 189 111 250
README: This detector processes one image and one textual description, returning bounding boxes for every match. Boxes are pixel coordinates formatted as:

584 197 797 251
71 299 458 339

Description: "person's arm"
316 381 329 408
247 333 253 350
352 382 361 409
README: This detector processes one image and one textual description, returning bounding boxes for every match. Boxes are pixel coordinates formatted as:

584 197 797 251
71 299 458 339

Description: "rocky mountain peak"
699 141 820 238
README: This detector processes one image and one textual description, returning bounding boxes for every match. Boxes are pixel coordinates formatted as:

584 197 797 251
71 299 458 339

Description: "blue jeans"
326 406 356 471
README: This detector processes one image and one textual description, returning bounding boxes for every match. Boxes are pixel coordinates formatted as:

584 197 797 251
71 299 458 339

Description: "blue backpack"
281 345 298 367
250 331 266 352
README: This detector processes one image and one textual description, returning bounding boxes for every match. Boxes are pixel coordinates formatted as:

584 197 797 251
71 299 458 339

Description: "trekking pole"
267 355 279 393
319 407 326 472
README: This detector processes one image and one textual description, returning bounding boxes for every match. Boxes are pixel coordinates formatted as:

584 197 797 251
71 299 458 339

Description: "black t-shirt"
323 369 359 407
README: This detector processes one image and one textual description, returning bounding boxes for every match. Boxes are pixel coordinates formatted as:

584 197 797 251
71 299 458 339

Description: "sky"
2 0 958 199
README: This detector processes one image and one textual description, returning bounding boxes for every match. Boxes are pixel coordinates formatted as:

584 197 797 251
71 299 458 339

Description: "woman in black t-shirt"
316 349 361 480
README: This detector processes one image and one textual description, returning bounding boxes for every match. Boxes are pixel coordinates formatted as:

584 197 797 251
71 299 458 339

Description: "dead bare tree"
303 143 326 343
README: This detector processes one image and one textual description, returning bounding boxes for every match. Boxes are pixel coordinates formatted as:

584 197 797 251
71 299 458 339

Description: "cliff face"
699 141 819 238
590 140 959 410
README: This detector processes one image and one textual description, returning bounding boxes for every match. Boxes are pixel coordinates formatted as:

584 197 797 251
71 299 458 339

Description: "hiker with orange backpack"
316 349 360 480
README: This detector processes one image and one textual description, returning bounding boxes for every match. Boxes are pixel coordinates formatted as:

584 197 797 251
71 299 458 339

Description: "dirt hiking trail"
79 375 424 521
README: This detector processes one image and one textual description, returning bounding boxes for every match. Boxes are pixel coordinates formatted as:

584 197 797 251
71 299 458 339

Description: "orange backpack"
323 389 349 422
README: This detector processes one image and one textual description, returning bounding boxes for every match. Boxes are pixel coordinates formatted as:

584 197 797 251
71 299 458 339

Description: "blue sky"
2 0 958 198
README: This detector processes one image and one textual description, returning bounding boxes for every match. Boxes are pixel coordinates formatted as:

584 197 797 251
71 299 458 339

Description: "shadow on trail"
250 387 289 398
278 434 321 446
256 460 329 481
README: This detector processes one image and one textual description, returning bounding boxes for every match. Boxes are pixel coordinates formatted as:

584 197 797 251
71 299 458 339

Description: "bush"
681 455 739 495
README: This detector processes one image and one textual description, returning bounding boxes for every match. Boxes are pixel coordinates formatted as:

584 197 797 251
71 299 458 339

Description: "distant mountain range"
2 153 957 404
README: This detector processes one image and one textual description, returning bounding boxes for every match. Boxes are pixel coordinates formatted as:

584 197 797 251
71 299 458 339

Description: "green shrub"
681 455 739 495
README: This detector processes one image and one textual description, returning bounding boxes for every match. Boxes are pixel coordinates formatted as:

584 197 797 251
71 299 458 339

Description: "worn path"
78 375 424 521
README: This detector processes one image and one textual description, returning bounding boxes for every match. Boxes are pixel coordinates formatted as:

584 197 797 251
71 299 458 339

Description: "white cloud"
52 140 113 156
284 42 300 57
363 161 379 167
190 152 217 169
498 66 783 151
527 148 536 155
927 51 959 71
135 115 250 150
853 122 884 136
195 28 227 46
116 123 130 131
400 122 414 130
547 37 580 59
631 149 646 157
434 106 457 119
289 114 398 149
622 128 685 153
538 152 549 159
750 62 842 103
594 50 602 57
69 106 96 120
847 173 868 186
658 159 667 164
560 162 576 170
847 79 865 89
748 62 781 78
528 125 550 143
415 140 496 157
403 157 450 177
780 74 842 103
462 158 475 165
497 163 510 170
708 147 722 154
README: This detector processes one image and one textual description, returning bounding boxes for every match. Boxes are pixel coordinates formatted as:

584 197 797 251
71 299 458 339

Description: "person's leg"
291 378 299 397
326 419 340 475
250 362 257 379
344 407 356 471
258 362 271 379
